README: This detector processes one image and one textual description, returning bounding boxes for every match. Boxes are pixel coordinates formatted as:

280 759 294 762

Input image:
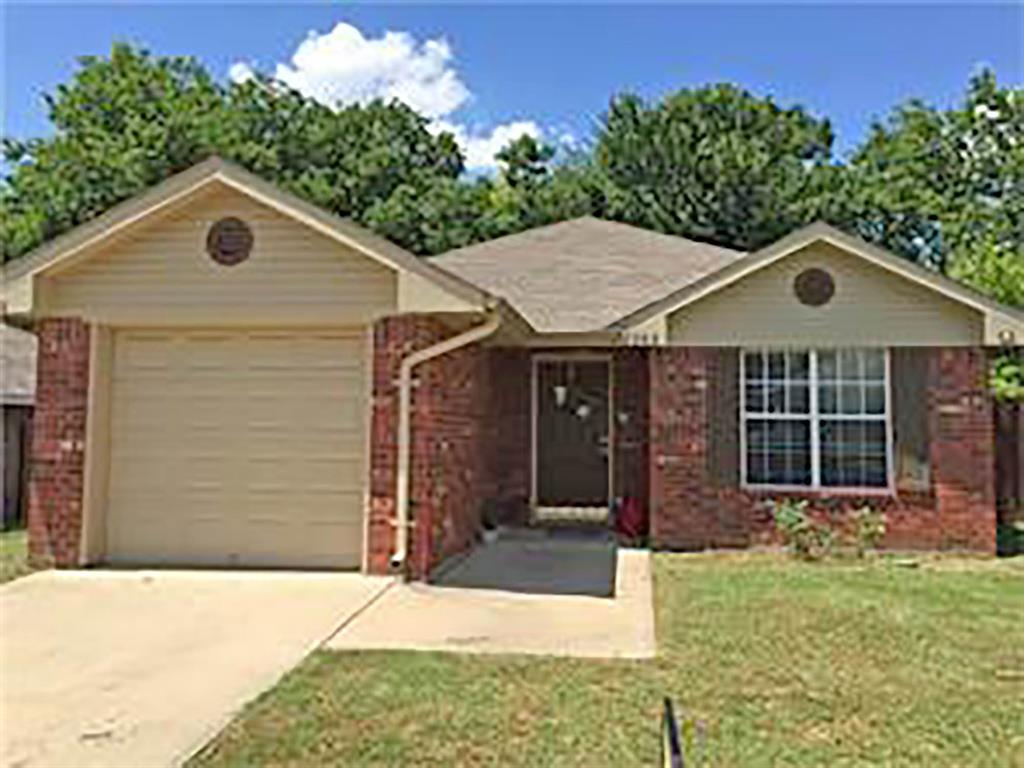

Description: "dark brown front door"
535 359 610 507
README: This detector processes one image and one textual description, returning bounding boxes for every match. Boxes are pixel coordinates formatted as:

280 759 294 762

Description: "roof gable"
2 157 490 316
613 222 1024 345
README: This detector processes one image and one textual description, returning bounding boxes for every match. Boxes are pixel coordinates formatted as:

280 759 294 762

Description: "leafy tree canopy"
594 84 835 250
839 71 1023 306
2 45 1020 309
2 43 462 260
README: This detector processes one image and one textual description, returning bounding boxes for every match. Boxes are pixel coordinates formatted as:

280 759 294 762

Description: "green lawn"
0 529 32 584
191 553 1024 767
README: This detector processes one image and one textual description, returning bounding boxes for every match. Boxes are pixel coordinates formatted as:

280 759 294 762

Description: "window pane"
818 350 838 381
864 350 885 381
789 384 809 414
749 454 765 483
768 352 786 380
820 419 888 488
747 420 767 449
839 384 863 414
789 351 810 381
744 351 763 380
767 383 786 413
746 419 811 486
864 457 887 487
819 383 837 414
839 349 860 380
864 383 886 415
745 384 764 413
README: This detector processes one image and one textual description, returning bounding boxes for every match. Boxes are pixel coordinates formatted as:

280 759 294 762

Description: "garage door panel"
239 457 363 488
106 328 367 569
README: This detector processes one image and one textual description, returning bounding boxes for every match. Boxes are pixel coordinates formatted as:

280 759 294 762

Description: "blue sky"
3 3 1022 169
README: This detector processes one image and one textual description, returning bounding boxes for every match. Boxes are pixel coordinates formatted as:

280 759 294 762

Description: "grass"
191 553 1024 767
0 528 32 584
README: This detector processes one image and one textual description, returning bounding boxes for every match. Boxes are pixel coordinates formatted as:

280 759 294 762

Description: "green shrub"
990 352 1023 403
997 521 1024 556
851 506 887 557
772 500 887 560
771 500 834 561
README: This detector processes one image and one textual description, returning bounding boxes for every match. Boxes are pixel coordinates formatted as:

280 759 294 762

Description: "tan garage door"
106 329 367 568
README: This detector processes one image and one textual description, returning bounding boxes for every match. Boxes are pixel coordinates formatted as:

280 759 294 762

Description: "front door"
534 358 611 508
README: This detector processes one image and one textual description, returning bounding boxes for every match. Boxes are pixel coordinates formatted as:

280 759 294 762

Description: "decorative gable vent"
793 267 835 307
206 217 253 266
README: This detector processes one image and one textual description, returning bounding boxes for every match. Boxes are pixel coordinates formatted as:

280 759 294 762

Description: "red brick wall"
483 347 651 519
649 347 997 553
368 342 655 578
925 348 996 549
27 318 90 567
613 348 650 513
487 348 531 522
368 316 493 578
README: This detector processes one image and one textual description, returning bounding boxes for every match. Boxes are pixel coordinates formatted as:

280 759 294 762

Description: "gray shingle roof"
1 324 36 406
429 217 743 332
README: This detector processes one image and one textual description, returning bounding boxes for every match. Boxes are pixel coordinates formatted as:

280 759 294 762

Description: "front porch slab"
326 543 655 659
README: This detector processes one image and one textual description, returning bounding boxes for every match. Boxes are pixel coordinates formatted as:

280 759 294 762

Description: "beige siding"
81 326 113 564
39 183 398 325
667 243 984 346
105 328 367 568
397 270 480 313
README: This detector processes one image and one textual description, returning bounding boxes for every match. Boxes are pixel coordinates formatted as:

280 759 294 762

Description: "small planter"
481 528 500 545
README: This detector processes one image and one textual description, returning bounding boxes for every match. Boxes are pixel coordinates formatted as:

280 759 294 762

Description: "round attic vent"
206 217 253 266
793 268 835 307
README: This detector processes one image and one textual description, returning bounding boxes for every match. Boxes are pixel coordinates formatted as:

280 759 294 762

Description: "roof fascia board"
4 158 224 281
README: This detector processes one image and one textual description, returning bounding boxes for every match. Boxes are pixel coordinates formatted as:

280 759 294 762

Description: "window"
741 349 891 490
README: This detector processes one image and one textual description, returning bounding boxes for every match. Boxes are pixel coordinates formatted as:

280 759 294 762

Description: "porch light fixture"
553 384 568 407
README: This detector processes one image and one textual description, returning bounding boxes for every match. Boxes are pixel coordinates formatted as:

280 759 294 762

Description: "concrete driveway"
0 569 391 768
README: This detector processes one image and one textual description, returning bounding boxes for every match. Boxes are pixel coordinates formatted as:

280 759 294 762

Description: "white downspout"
390 311 502 570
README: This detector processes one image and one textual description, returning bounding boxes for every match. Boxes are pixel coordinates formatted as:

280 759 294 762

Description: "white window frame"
739 348 894 494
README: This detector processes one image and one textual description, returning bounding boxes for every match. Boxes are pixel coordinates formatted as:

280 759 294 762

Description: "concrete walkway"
0 569 392 768
327 541 656 659
1 535 656 767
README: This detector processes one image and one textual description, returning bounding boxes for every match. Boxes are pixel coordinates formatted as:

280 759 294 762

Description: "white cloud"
228 61 256 84
260 22 469 120
434 120 543 172
229 21 551 172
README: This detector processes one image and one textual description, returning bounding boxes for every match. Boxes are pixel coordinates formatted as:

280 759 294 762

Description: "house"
2 157 1021 577
1 324 36 529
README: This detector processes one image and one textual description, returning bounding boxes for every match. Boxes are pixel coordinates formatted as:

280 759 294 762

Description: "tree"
842 70 1023 306
1 44 463 261
593 84 835 250
495 134 555 190
492 137 615 232
4 45 1020 309
363 177 518 255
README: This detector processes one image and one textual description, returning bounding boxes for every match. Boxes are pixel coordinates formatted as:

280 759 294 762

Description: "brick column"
928 348 997 550
647 346 737 548
368 316 492 579
486 348 531 521
28 318 90 567
612 348 650 515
